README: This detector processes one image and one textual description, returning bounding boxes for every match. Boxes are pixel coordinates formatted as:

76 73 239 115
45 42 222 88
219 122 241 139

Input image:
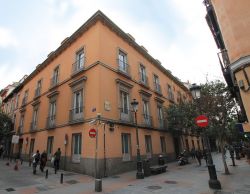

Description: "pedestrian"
32 150 40 174
54 148 61 171
0 145 3 159
203 149 208 165
195 149 202 166
40 150 47 172
191 147 196 159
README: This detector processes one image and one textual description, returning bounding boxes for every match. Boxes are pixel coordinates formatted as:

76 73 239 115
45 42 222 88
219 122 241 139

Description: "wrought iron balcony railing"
117 59 130 76
46 115 56 129
119 108 134 123
69 106 84 123
142 114 153 127
72 58 85 75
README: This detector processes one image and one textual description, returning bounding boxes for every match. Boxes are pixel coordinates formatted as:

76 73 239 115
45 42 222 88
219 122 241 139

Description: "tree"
166 80 239 175
0 111 13 143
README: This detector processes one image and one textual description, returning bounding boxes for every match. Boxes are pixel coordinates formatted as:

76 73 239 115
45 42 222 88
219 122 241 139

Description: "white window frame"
139 64 147 84
47 136 54 159
121 133 131 161
76 50 84 70
160 136 166 153
145 135 152 158
118 50 128 73
72 133 82 163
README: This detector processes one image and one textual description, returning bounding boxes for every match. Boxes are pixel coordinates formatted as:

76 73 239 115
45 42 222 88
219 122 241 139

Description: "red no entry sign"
89 128 97 138
195 115 208 128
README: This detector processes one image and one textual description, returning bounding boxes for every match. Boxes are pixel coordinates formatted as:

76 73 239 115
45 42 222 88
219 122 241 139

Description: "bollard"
55 168 57 174
60 173 63 184
45 169 48 179
95 179 102 192
29 160 32 167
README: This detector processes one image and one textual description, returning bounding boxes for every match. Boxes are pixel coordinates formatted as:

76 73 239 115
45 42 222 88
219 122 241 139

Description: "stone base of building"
19 152 175 177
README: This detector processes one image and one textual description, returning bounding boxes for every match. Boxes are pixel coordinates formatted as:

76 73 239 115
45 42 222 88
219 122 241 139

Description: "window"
35 80 42 97
29 139 35 156
145 135 152 158
31 108 39 130
73 90 83 114
120 90 130 121
153 75 161 93
72 133 82 163
118 50 128 73
22 90 28 105
160 136 166 153
157 105 164 128
15 94 19 109
120 91 129 114
167 84 174 101
76 50 84 69
177 91 182 103
142 100 151 125
19 114 25 133
139 64 147 85
13 114 16 130
47 101 56 128
47 136 54 158
51 67 59 87
121 133 131 161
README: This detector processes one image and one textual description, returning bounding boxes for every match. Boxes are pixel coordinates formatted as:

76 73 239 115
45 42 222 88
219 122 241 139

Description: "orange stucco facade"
2 11 201 176
207 0 250 132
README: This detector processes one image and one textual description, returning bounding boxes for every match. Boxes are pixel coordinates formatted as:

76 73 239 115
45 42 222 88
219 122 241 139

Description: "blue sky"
0 0 223 89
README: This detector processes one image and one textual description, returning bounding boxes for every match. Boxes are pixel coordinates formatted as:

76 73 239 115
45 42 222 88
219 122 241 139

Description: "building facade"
204 0 250 132
2 11 202 176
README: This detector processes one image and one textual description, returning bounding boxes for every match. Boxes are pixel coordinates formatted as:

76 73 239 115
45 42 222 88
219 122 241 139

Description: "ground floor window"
72 133 82 163
145 135 152 158
160 136 166 153
47 136 54 159
29 139 35 156
121 133 131 161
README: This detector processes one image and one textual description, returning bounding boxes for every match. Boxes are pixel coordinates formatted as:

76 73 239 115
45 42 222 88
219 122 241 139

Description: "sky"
0 0 224 89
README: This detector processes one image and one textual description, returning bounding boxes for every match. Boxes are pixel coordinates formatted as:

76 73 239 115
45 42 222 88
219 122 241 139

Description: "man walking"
54 148 61 172
195 149 202 166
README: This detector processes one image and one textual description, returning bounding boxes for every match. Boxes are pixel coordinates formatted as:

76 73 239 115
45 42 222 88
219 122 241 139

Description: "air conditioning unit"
238 80 245 89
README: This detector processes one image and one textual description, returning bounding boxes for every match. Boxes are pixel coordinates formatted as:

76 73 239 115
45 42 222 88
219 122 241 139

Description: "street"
0 153 250 194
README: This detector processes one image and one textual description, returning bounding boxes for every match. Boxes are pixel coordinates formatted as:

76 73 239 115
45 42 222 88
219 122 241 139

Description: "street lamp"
131 99 144 179
190 84 221 190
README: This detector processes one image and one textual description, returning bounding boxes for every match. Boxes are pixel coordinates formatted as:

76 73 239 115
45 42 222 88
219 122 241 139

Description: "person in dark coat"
40 151 47 172
54 148 61 171
195 149 202 166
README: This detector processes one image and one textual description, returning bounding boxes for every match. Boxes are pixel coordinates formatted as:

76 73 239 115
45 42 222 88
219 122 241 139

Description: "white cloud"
0 27 18 48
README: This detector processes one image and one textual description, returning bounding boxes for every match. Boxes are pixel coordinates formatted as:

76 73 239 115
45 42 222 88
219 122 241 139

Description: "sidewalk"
0 153 249 194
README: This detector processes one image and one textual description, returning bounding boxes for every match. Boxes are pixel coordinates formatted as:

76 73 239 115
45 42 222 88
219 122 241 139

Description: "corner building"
204 0 250 132
4 11 200 176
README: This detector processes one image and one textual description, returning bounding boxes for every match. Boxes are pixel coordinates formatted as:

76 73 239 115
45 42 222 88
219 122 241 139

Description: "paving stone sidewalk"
0 153 249 194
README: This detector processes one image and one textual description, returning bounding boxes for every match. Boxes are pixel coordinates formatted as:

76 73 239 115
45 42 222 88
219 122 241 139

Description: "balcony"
154 83 162 95
30 122 37 131
50 76 59 88
46 115 56 129
119 108 134 123
69 106 84 123
34 87 41 98
72 58 85 76
142 114 153 127
117 59 130 77
139 73 149 87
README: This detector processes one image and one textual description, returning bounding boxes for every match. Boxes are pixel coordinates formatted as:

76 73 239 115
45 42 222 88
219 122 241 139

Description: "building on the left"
1 11 202 177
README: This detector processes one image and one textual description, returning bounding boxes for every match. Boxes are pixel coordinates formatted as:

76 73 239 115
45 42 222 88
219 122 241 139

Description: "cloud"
0 27 18 48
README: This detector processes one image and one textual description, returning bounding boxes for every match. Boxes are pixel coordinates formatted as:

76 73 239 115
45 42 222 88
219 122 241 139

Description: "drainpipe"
103 123 107 177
